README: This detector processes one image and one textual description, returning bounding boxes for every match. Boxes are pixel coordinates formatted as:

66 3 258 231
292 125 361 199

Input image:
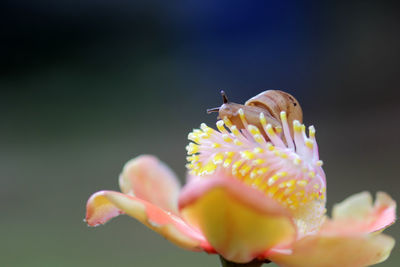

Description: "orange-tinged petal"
86 190 211 251
321 191 396 234
118 155 181 214
179 175 296 263
268 233 395 267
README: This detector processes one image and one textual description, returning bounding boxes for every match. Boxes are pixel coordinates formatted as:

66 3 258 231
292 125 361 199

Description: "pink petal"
179 174 296 263
86 190 212 252
118 155 181 214
320 191 396 234
268 233 395 267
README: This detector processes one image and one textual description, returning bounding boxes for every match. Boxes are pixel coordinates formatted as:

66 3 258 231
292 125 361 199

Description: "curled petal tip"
86 191 124 227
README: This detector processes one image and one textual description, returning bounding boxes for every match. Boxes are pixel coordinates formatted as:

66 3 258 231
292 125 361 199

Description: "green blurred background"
1 1 399 266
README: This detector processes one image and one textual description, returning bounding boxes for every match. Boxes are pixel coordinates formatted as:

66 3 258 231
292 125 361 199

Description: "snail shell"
207 90 303 138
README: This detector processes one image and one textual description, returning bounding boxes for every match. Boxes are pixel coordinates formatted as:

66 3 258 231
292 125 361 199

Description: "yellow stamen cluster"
186 111 326 210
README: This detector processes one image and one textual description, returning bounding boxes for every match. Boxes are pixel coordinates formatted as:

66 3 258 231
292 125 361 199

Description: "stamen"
239 164 252 176
222 134 233 143
305 139 314 149
252 158 265 165
238 108 249 129
212 153 224 164
309 125 319 161
297 180 308 187
240 150 255 160
232 160 244 175
223 158 232 168
293 157 302 165
212 143 221 148
230 125 242 138
293 120 304 155
280 112 295 149
250 169 258 179
257 167 269 175
202 162 217 175
234 139 244 146
188 132 200 143
247 125 267 145
216 120 229 134
225 151 235 157
200 123 213 134
264 124 286 147
259 112 267 125
253 147 264 154
268 174 279 186
186 143 199 154
223 116 233 128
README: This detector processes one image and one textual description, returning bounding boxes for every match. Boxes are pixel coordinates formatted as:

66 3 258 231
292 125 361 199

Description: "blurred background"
1 1 399 266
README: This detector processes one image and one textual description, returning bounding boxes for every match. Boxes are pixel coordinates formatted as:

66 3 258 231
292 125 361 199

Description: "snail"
207 90 303 138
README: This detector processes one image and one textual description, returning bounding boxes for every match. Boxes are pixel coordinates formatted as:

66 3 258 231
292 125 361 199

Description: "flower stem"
219 256 270 267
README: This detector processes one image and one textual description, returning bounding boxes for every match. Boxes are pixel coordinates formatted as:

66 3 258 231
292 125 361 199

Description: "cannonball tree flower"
85 110 396 267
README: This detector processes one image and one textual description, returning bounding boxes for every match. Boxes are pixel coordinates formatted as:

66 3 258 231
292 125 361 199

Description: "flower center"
186 111 326 211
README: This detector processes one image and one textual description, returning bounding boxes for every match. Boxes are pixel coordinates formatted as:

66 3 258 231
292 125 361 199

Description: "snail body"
207 90 303 138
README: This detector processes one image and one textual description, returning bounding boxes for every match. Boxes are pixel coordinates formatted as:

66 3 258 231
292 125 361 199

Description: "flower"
85 111 396 266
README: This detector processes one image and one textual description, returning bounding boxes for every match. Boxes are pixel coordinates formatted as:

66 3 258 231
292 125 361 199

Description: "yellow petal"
179 177 296 263
269 233 395 267
118 155 181 214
